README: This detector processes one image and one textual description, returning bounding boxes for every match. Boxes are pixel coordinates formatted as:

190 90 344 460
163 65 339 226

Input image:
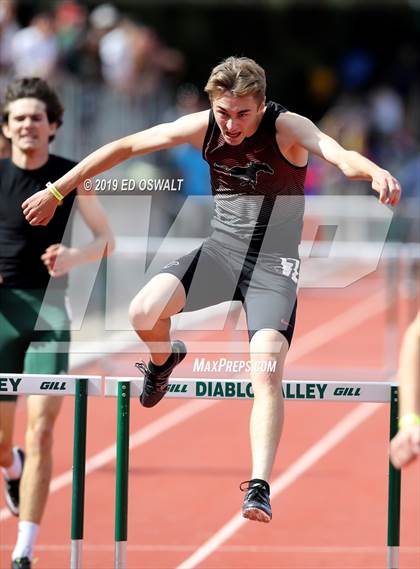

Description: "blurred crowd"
307 82 419 244
0 0 418 242
0 0 184 93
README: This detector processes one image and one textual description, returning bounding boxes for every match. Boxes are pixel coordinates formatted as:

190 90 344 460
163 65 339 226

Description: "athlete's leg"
19 396 62 523
0 288 28 516
0 400 17 469
10 396 62 563
240 254 298 480
0 397 25 516
19 290 68 522
129 241 238 366
0 401 24 518
249 329 289 481
239 329 289 523
12 289 70 562
129 273 186 365
238 254 298 522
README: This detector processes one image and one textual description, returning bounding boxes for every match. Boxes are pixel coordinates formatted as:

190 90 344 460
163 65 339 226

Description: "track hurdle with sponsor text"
0 374 402 569
0 373 102 569
104 377 402 569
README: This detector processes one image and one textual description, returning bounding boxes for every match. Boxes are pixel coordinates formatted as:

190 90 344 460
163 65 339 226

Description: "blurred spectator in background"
131 24 184 95
88 3 122 87
367 84 419 243
11 11 58 79
339 48 375 92
69 5 103 84
167 85 209 191
368 86 413 168
90 3 184 95
316 86 419 242
306 63 338 120
315 94 370 201
166 84 211 236
54 1 87 78
0 0 19 76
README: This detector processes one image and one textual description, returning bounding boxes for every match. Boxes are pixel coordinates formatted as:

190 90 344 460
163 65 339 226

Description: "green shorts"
0 288 71 401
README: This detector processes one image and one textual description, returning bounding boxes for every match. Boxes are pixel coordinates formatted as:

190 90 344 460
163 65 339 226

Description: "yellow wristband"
398 413 420 429
46 182 64 202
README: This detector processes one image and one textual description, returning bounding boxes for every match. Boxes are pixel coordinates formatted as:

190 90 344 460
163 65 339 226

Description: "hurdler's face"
212 92 265 146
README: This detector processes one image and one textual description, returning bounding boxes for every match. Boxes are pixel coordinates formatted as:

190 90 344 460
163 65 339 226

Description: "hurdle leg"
384 254 399 376
115 382 131 569
71 379 88 569
387 385 401 569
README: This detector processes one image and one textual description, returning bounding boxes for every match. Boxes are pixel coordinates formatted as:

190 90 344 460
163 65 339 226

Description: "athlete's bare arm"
41 184 115 276
22 111 210 226
276 112 401 206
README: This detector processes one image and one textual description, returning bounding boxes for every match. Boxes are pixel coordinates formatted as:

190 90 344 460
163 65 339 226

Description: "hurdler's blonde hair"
205 56 266 104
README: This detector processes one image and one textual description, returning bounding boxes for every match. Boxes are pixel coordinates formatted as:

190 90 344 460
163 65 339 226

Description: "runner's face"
212 93 265 146
2 98 56 154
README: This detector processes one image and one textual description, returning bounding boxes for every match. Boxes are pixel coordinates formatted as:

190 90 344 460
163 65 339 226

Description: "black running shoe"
240 478 272 523
136 340 187 408
11 557 31 569
3 448 25 517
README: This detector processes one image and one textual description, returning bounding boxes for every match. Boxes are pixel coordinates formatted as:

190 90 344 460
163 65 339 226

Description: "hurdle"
105 377 401 569
0 373 102 569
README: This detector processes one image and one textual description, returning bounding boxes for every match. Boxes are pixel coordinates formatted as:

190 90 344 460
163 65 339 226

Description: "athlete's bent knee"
129 294 161 331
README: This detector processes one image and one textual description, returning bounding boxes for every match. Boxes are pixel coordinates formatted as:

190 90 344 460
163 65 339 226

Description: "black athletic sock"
149 352 175 372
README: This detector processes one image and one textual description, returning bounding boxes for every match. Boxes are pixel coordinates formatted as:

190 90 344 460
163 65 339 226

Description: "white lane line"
176 402 381 569
287 289 387 363
0 399 216 522
0 289 387 524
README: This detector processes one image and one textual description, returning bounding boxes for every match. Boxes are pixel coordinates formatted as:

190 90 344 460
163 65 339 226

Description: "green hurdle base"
387 385 401 569
114 381 131 569
71 379 89 569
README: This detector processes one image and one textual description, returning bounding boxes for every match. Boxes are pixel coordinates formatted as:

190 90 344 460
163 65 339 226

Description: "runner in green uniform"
0 77 114 569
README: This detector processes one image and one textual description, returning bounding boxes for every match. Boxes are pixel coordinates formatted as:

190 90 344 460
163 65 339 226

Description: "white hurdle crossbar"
0 375 399 569
0 373 102 569
104 377 400 569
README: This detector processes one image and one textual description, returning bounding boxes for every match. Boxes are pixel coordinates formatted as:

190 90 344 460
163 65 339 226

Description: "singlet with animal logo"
203 101 307 256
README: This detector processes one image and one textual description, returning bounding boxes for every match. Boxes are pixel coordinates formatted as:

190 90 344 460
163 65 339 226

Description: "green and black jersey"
0 155 77 387
0 155 77 290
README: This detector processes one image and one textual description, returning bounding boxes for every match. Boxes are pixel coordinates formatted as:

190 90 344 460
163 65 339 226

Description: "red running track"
1 280 419 568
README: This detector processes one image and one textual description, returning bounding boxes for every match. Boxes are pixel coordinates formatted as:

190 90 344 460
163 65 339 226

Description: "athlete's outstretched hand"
371 169 401 206
22 189 58 225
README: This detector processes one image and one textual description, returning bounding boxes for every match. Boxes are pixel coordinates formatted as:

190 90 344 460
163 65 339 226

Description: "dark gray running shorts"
160 236 298 346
